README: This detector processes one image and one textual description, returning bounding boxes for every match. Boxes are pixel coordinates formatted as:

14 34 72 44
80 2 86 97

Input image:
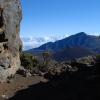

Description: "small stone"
1 94 8 99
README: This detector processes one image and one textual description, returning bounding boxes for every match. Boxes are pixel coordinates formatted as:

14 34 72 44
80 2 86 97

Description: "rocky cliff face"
0 0 22 82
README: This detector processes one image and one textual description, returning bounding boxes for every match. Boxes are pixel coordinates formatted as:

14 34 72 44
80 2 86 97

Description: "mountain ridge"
26 32 100 61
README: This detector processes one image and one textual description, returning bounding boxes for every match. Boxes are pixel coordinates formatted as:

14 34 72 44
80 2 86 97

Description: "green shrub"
96 54 100 62
42 51 51 67
20 52 38 70
96 54 100 59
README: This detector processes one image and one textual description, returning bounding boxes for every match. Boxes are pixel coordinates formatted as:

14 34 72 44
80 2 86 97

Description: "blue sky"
21 0 100 50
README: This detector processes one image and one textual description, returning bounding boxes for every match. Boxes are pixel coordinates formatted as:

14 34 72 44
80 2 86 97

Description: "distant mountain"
52 47 93 61
26 32 100 61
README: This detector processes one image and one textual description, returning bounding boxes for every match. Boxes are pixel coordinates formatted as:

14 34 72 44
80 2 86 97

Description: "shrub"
42 51 51 67
96 54 100 61
20 52 38 70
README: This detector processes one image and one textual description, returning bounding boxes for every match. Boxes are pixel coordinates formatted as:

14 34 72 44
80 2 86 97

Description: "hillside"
8 55 100 100
53 47 93 61
26 32 100 61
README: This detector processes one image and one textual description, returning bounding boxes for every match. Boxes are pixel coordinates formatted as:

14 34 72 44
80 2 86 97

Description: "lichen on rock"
0 0 22 82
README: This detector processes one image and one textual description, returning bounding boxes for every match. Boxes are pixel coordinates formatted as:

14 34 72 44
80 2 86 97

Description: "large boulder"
0 0 22 82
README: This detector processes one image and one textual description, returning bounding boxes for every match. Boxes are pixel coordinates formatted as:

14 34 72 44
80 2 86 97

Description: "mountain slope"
26 32 100 61
52 47 94 61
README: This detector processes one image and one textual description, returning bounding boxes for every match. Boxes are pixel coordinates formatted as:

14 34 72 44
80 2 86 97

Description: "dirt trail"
0 74 48 100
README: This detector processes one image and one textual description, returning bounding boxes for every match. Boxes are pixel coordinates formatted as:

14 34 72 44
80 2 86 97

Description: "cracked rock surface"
0 0 22 82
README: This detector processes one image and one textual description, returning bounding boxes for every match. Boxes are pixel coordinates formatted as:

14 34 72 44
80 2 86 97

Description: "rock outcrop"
0 0 22 82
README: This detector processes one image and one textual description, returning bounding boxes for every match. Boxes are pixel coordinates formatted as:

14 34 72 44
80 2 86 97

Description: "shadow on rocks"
9 64 100 100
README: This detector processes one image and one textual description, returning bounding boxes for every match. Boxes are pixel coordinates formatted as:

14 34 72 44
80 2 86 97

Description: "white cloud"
21 35 68 50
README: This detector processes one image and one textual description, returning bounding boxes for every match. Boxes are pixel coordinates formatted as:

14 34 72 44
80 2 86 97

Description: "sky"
21 0 100 50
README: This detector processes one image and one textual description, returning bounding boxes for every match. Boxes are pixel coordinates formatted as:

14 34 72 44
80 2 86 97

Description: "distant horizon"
22 32 100 50
21 0 100 50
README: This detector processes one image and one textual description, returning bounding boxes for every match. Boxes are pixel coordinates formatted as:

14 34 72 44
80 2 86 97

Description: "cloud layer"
21 35 68 50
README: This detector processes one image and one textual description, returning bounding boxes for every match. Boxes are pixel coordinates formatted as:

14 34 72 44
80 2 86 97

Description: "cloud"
21 35 68 50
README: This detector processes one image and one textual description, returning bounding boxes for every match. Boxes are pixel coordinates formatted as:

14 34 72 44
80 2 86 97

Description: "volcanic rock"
0 0 22 82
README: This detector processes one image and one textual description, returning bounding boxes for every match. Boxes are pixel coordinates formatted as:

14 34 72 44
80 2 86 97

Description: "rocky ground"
0 74 48 100
0 55 99 100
